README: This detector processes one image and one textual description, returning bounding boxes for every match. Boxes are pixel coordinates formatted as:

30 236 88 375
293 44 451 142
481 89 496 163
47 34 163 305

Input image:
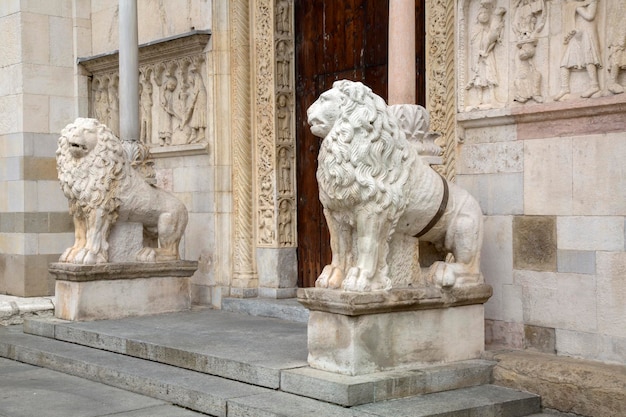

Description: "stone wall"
455 0 626 365
0 1 76 296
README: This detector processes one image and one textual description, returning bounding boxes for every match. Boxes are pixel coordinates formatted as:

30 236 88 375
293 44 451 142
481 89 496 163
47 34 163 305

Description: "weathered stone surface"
49 261 198 282
513 216 556 271
51 261 197 321
524 324 556 354
487 350 626 417
306 304 485 375
281 359 494 406
297 284 493 316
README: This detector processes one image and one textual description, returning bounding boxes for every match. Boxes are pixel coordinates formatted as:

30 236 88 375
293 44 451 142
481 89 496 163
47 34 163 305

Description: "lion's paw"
136 247 157 263
70 248 103 264
341 267 390 292
316 265 344 289
429 262 457 288
59 247 76 263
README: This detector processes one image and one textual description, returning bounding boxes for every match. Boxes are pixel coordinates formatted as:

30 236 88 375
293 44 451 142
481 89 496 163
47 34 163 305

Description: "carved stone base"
297 285 492 376
257 247 298 299
51 261 197 321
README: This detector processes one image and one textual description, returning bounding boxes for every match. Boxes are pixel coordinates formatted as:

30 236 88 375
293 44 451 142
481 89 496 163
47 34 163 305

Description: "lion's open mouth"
69 142 86 151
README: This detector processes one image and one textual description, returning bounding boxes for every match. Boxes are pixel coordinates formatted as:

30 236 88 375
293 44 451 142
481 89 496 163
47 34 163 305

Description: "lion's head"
57 118 126 216
309 80 415 217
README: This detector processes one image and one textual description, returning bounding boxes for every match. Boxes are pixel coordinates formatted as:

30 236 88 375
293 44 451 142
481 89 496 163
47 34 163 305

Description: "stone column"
388 0 416 105
119 0 140 141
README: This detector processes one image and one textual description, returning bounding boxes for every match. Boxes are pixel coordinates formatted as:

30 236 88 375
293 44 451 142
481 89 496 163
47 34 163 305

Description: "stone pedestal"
298 284 492 376
51 261 198 321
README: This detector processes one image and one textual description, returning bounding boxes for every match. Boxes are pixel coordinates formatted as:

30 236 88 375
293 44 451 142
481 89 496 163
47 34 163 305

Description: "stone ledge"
49 261 198 282
485 349 626 417
0 295 55 326
297 284 492 316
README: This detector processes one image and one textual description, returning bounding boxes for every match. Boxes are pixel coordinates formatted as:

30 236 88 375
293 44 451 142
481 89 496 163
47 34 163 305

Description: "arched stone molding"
426 0 457 180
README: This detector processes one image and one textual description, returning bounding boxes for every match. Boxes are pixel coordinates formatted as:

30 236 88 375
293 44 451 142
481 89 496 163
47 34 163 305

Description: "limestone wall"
455 0 626 365
0 1 76 296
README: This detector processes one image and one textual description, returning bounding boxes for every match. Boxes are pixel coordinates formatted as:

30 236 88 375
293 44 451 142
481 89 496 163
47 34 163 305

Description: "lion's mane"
316 80 415 221
56 118 126 221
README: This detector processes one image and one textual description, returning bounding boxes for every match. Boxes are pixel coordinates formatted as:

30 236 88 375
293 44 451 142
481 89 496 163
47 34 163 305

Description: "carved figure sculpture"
308 80 484 291
158 74 179 146
514 39 544 103
184 63 207 143
608 6 626 95
555 0 601 100
139 72 153 143
56 118 188 264
466 1 506 109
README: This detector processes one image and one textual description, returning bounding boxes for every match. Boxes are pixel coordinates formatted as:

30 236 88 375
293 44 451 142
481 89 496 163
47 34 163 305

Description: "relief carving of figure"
56 118 188 264
513 0 545 40
94 77 109 125
608 2 626 94
278 147 292 193
277 94 291 141
466 0 506 109
158 74 180 146
276 40 291 89
184 63 207 143
279 199 293 246
555 0 601 101
108 76 120 137
514 39 544 103
139 71 154 144
308 81 484 292
276 0 291 34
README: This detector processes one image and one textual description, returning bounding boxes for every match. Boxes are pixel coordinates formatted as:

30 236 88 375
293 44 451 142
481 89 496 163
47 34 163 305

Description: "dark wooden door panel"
295 0 424 288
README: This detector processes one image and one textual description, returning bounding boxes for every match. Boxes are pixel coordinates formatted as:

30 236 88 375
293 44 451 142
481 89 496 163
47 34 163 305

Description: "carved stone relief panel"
459 0 509 111
79 32 211 150
457 0 625 111
253 0 296 248
426 0 457 180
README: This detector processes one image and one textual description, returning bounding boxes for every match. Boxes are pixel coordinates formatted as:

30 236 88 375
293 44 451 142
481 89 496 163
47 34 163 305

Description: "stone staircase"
0 305 546 417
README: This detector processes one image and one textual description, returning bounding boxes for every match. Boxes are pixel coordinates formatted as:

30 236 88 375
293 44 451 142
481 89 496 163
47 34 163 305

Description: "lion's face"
66 127 98 159
307 88 343 138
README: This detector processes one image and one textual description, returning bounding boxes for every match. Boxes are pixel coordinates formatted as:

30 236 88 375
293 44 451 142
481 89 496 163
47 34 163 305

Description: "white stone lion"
56 118 188 264
307 80 484 291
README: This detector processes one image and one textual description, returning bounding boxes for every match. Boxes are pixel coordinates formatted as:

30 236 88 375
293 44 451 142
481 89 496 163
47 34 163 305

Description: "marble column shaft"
119 0 140 141
388 0 416 105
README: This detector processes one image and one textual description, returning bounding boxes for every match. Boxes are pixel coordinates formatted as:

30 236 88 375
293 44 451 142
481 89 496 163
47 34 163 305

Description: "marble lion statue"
56 118 188 264
307 80 483 291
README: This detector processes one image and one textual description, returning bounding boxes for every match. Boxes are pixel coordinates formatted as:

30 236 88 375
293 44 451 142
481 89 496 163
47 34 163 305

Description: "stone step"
22 308 495 406
221 297 309 323
24 308 309 390
0 326 541 417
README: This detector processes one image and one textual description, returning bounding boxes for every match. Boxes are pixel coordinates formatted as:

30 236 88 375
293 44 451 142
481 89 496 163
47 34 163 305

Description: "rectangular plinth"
307 304 485 375
52 262 197 321
299 285 492 376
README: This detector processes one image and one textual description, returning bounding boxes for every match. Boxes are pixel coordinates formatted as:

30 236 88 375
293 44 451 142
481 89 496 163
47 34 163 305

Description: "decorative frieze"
426 0 457 180
458 0 626 111
79 31 210 150
253 0 296 248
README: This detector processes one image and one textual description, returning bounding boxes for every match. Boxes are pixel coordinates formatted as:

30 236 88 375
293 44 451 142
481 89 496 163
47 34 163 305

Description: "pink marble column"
388 0 416 105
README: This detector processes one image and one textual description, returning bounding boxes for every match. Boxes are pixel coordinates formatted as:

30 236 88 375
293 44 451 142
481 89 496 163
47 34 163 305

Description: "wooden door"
295 0 425 287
